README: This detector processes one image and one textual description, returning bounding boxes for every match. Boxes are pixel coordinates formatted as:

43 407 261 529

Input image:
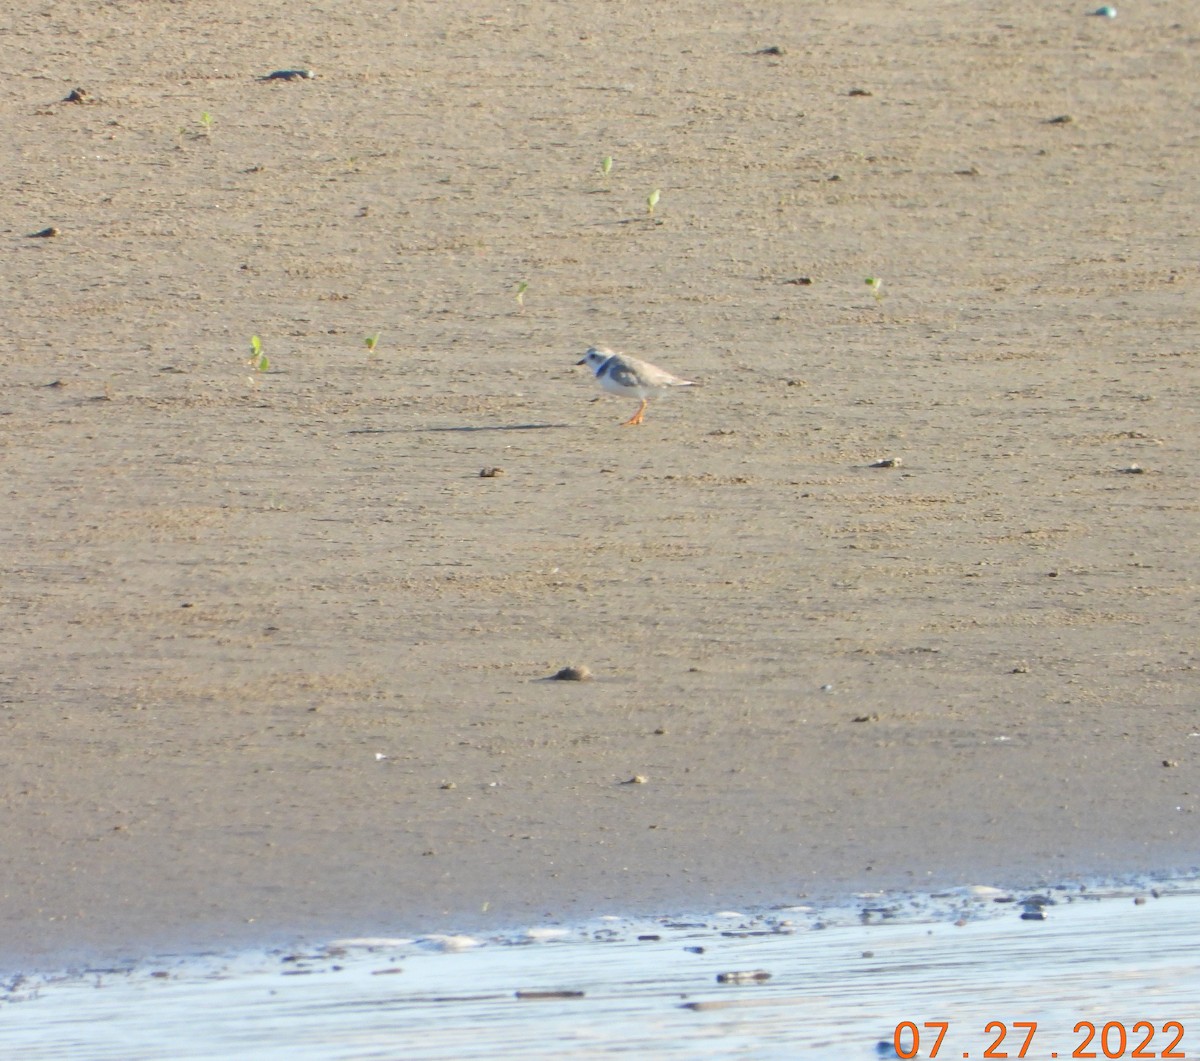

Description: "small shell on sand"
419 934 481 952
716 969 772 984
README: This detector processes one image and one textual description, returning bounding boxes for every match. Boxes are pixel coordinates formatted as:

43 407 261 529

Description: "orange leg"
621 399 648 426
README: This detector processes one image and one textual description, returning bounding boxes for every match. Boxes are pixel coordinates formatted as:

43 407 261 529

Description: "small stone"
1046 114 1074 125
848 88 873 97
869 457 901 468
439 781 456 790
479 466 505 478
550 665 591 681
1090 5 1117 17
516 989 585 1000
755 45 786 56
28 227 59 238
621 775 649 785
1121 464 1145 474
63 88 91 103
1162 760 1178 768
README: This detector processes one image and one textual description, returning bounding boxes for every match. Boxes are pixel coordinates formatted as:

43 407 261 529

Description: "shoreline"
7 861 1197 977
7 878 1199 1060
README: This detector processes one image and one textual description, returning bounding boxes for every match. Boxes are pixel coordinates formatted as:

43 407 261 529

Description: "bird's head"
576 346 613 370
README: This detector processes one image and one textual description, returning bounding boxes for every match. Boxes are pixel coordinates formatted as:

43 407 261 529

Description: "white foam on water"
1 878 1197 1060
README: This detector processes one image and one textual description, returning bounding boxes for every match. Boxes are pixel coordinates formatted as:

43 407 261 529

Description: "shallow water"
2 879 1197 1060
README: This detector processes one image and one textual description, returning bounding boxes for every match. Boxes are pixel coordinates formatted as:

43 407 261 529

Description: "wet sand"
2 0 1197 968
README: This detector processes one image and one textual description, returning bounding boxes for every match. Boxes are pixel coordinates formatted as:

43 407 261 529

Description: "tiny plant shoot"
647 188 661 215
248 334 269 372
364 332 381 354
515 280 529 308
200 111 214 135
600 156 613 177
865 277 884 301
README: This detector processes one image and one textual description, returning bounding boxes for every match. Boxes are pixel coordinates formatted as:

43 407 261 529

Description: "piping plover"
575 346 697 426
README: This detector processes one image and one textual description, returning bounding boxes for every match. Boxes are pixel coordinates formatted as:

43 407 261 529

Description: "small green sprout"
199 111 214 135
600 156 613 177
364 332 381 354
247 334 269 372
647 188 661 215
865 276 884 301
515 280 529 308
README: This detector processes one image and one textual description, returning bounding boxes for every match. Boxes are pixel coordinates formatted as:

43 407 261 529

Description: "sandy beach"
2 0 1197 968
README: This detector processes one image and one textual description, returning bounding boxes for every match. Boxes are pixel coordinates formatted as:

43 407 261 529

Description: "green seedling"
199 111 214 136
647 188 661 215
865 276 884 301
515 280 529 309
600 155 613 177
247 334 269 372
364 332 381 354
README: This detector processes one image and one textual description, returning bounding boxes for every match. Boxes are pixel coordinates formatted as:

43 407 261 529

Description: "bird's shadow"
348 423 571 435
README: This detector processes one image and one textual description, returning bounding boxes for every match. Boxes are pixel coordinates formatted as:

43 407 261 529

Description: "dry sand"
2 0 1198 968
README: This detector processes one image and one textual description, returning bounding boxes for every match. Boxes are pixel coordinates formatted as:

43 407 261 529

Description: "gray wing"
605 359 645 389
